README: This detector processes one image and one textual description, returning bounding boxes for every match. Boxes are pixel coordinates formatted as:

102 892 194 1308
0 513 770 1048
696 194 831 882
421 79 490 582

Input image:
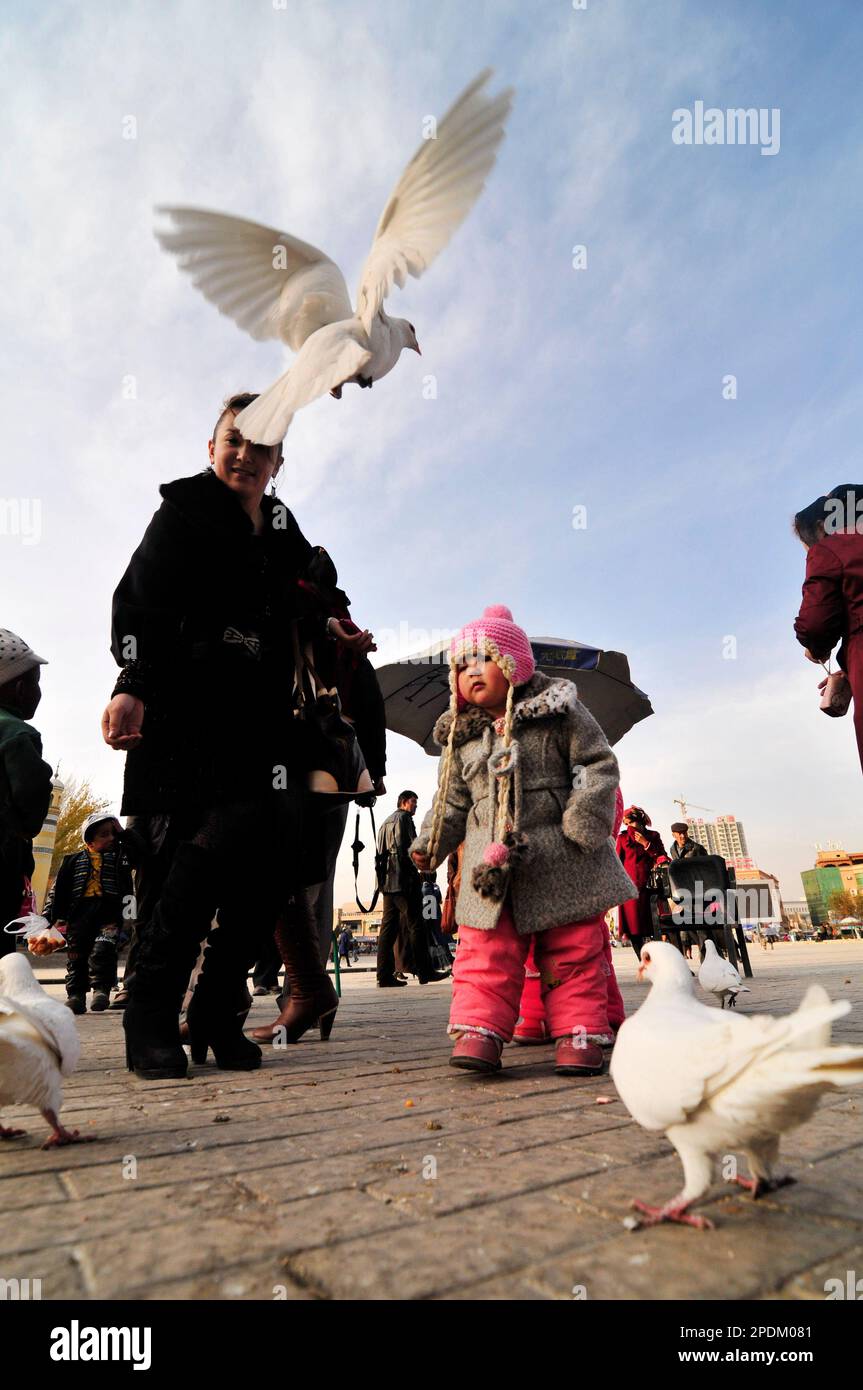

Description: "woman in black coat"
102 393 365 1079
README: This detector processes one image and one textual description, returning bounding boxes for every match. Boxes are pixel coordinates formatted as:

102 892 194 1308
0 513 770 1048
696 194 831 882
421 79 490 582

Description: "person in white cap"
0 630 53 960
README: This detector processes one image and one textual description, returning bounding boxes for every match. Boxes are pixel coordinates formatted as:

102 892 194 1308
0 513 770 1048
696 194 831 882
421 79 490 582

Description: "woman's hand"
330 619 377 654
411 850 432 871
102 694 144 750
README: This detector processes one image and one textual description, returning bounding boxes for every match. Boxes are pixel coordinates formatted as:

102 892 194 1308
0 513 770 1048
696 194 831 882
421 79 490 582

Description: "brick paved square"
0 942 861 1301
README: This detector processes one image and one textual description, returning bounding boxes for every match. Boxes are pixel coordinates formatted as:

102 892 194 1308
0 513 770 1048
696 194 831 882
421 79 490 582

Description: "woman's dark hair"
793 496 828 546
624 805 650 827
212 392 259 441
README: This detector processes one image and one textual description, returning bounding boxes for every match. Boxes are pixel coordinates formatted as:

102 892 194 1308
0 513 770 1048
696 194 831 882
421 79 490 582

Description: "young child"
0 630 53 960
45 813 137 1013
411 605 637 1076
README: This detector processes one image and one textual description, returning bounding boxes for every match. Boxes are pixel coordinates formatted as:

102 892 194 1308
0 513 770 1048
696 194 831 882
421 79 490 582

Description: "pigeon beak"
413 342 422 355
637 963 646 982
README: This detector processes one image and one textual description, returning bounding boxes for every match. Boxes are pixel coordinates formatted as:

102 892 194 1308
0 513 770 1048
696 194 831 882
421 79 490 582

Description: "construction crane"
672 797 715 820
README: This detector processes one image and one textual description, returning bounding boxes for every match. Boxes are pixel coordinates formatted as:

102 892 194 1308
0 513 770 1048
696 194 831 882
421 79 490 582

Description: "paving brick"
1 944 861 1300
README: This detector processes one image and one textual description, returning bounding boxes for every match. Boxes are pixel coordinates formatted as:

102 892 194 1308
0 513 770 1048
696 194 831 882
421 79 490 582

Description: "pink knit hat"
451 605 535 691
427 605 535 891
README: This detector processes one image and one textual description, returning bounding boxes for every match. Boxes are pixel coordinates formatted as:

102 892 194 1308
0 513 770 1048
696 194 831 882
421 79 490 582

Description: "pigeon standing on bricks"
698 938 750 1008
610 941 863 1230
0 953 94 1148
155 69 513 444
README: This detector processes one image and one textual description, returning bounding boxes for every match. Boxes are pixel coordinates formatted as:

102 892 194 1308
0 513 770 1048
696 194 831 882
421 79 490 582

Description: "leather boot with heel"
249 901 338 1046
185 922 262 1070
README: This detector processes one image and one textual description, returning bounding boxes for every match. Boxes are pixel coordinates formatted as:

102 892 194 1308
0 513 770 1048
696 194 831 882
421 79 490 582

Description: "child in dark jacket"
0 630 53 959
45 813 137 1012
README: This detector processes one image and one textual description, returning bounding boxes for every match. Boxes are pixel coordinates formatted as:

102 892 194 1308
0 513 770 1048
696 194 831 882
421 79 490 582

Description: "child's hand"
102 695 144 750
411 851 431 871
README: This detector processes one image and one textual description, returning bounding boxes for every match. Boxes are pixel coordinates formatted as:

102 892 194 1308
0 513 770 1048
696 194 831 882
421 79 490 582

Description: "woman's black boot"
123 842 220 1081
185 922 263 1070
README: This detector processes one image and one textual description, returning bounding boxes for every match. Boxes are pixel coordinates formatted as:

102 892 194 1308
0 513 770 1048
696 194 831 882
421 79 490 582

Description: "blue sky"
2 0 862 906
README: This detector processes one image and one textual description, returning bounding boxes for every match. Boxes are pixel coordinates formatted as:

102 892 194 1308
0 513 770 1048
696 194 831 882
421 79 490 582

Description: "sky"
1 0 862 911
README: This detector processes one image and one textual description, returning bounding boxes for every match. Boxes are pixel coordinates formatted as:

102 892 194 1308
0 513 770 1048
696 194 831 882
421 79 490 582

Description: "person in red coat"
794 485 863 774
616 807 666 958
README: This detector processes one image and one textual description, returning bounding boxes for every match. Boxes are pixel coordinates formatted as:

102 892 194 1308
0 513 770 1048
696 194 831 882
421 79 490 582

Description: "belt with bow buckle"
222 627 262 658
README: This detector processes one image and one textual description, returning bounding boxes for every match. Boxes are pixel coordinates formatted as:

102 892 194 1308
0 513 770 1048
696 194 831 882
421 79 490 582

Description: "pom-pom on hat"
450 604 535 689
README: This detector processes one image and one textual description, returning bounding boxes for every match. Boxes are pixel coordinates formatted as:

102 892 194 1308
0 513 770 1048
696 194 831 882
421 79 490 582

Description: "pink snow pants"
450 901 612 1043
518 923 625 1031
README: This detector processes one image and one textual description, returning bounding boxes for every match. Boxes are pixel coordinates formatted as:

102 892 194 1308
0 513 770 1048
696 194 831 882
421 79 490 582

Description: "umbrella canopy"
375 634 653 755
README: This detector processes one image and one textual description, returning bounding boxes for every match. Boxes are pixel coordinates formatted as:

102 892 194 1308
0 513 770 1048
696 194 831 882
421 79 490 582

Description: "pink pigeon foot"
731 1173 796 1200
630 1197 714 1231
40 1109 97 1150
0 1124 27 1140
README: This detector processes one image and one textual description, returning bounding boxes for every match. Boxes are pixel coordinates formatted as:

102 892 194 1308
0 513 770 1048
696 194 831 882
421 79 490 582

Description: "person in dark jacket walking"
0 631 53 960
101 392 349 1079
45 813 137 1013
376 792 449 987
337 926 355 967
794 484 863 774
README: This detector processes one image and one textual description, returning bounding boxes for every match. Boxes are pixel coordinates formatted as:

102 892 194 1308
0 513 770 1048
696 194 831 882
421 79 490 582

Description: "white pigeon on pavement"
0 953 94 1149
698 938 750 1008
610 941 863 1231
155 69 513 444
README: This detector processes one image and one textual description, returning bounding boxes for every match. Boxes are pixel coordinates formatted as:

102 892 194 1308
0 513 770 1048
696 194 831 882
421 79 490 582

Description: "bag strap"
352 806 380 914
291 619 330 710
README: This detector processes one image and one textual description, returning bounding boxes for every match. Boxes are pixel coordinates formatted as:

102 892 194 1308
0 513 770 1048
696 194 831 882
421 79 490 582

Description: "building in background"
31 775 64 910
335 903 383 941
801 848 863 925
783 900 813 932
733 867 783 926
686 815 751 869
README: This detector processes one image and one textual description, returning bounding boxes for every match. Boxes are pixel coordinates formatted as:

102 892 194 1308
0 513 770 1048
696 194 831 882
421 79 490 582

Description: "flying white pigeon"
0 953 94 1149
610 941 863 1230
698 938 750 1008
154 69 513 444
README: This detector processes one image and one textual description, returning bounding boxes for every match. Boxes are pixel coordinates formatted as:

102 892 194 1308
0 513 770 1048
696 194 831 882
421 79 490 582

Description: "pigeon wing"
234 321 373 445
611 1002 736 1131
355 69 513 335
617 991 855 1136
155 208 353 350
0 994 80 1076
0 1017 63 1113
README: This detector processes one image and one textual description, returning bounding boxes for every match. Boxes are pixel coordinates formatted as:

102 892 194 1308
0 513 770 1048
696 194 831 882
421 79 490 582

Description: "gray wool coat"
411 672 637 934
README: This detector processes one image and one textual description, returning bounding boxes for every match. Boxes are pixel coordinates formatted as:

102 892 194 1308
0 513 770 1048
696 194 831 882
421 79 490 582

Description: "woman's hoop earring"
269 479 277 497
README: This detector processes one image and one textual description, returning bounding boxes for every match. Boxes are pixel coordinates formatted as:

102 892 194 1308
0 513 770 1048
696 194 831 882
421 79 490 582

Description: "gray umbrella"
375 634 653 755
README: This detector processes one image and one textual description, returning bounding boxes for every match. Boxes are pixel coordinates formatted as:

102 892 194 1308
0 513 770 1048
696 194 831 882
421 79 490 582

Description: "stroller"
647 854 753 978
